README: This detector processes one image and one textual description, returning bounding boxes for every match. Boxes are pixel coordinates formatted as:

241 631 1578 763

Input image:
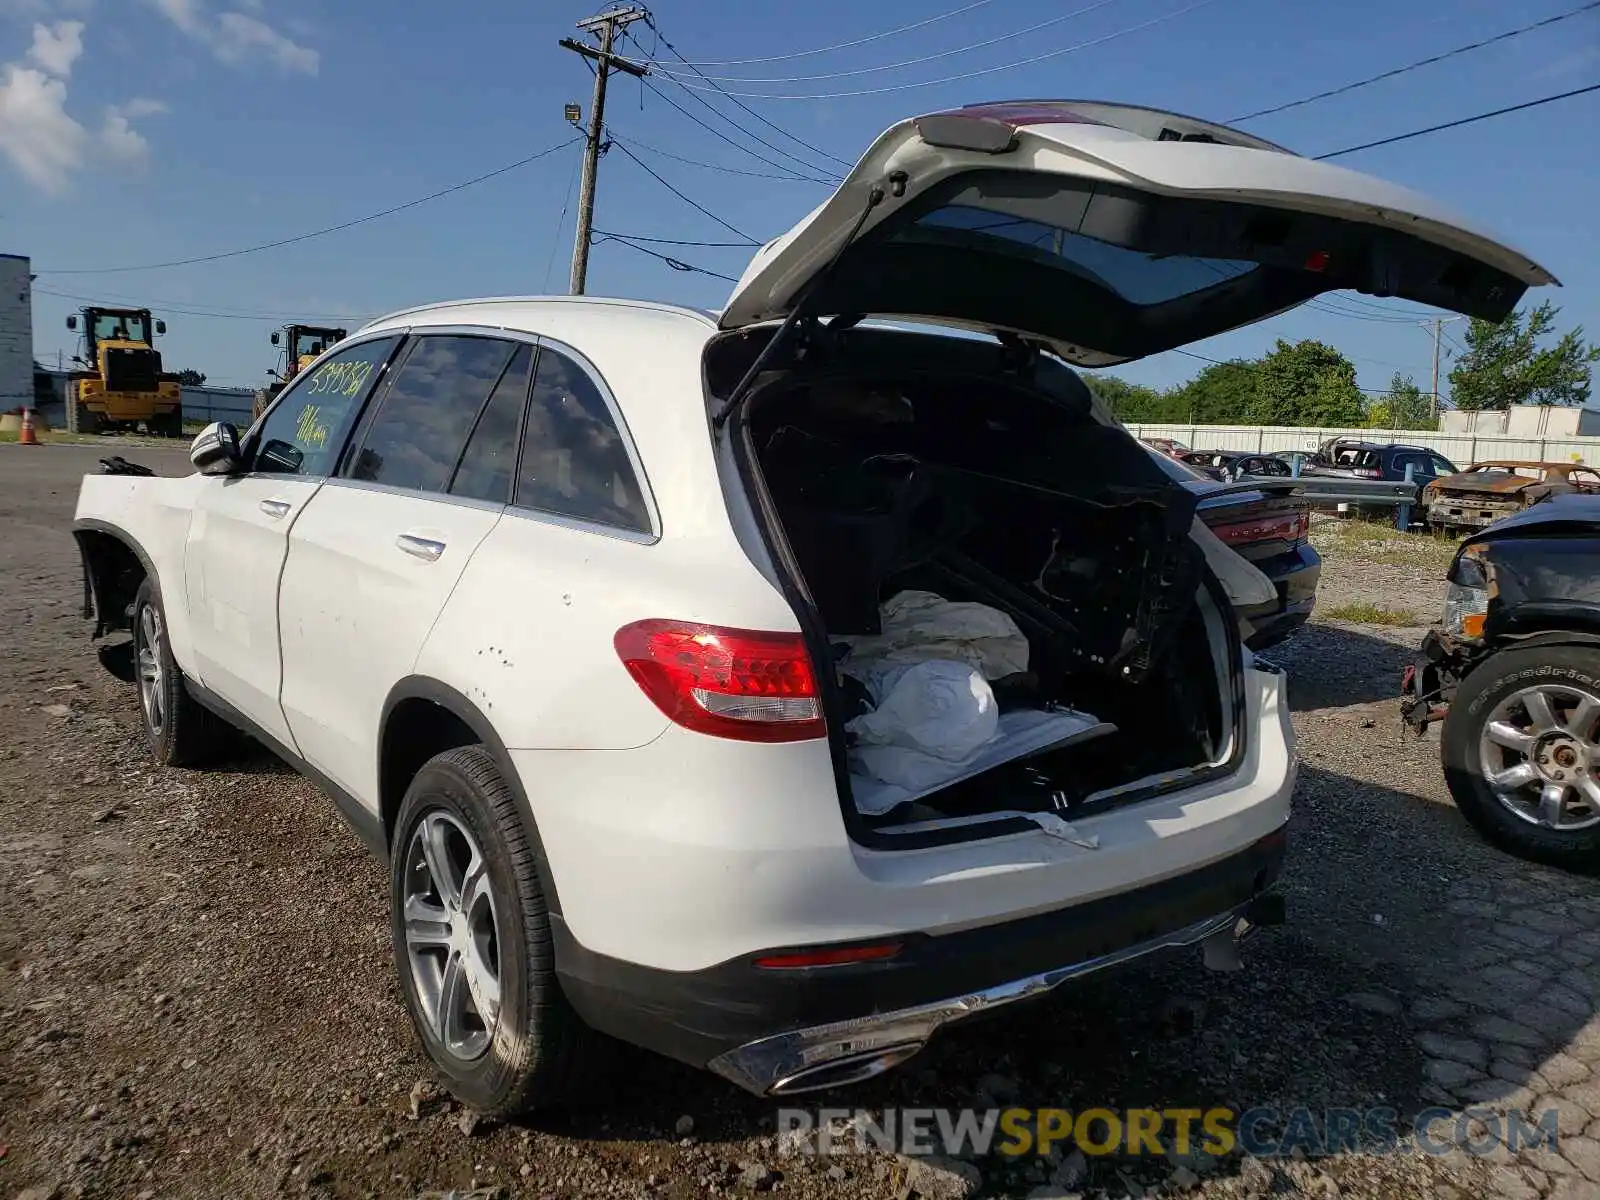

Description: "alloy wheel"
136 603 166 736
401 811 503 1061
1478 682 1600 832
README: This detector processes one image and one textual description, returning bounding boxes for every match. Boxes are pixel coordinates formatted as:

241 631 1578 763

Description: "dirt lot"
4 444 1600 1200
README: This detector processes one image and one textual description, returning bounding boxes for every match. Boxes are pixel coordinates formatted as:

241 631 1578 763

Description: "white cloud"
0 20 165 193
119 96 168 119
26 19 84 77
100 97 166 166
151 0 317 74
0 63 87 192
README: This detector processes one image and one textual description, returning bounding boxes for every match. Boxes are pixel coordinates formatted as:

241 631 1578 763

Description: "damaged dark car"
1401 493 1600 868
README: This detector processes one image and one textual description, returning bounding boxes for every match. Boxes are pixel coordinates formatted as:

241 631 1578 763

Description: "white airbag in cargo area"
832 589 1115 815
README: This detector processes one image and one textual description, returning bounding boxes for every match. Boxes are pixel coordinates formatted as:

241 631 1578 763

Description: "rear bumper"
553 828 1287 1094
1238 542 1320 651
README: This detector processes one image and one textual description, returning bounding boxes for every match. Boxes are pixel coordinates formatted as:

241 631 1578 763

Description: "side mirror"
155 320 166 336
190 422 243 476
66 315 78 331
270 331 281 345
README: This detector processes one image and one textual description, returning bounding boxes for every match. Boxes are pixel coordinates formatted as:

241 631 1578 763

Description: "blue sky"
1 0 1596 398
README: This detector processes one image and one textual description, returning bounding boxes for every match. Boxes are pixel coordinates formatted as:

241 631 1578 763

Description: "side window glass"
449 343 534 504
514 347 650 533
249 336 400 476
347 335 518 494
1432 456 1456 476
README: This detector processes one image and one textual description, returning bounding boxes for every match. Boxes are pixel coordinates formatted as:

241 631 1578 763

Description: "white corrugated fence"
1124 423 1600 467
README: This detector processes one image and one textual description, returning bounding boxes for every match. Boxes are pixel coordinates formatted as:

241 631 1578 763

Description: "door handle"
259 499 291 519
397 533 446 562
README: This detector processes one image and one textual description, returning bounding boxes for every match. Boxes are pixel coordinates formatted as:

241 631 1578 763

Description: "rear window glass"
1333 449 1383 469
898 204 1257 307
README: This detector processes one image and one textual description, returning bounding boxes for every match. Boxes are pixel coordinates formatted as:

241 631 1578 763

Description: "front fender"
73 472 206 681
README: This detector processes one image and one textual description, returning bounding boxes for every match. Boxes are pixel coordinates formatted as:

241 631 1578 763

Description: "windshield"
93 312 149 344
897 203 1258 307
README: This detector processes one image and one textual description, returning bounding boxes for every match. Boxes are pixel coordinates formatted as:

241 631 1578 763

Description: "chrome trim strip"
706 906 1251 1097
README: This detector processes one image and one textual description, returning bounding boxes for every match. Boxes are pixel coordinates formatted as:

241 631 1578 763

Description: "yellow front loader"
64 307 183 436
252 324 347 423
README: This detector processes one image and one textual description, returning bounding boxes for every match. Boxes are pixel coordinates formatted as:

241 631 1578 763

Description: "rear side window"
347 335 518 494
514 346 650 534
250 335 400 476
449 343 534 504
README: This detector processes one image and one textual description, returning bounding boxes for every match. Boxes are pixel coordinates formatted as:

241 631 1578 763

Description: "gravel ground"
4 446 1599 1200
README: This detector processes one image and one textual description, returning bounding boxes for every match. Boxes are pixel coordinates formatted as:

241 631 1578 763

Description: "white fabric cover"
839 589 1030 682
846 659 1000 772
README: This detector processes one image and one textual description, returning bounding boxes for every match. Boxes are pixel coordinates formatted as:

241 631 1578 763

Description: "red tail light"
614 619 826 743
1210 508 1309 546
1352 468 1381 478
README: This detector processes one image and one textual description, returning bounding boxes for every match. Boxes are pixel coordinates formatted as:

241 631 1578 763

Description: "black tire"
389 746 596 1116
130 578 233 767
1442 643 1600 869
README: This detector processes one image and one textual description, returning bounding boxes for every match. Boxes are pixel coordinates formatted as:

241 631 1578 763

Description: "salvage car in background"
1401 494 1600 868
1423 461 1600 533
73 97 1553 1115
1148 449 1319 648
1178 450 1295 483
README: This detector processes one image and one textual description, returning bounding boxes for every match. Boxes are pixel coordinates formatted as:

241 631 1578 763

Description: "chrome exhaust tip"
767 1043 926 1096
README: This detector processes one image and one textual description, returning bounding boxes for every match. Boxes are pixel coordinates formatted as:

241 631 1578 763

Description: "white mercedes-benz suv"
73 99 1556 1115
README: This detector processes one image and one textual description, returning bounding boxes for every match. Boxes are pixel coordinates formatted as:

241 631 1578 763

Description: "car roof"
356 295 719 339
1471 460 1582 470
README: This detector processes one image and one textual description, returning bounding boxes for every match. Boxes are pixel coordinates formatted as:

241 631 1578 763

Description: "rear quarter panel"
413 307 801 751
75 473 208 677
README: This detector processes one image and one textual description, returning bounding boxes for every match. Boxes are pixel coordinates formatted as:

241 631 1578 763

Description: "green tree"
1079 373 1173 422
1249 338 1366 427
1448 301 1600 411
1168 359 1256 423
175 368 207 386
1366 373 1433 430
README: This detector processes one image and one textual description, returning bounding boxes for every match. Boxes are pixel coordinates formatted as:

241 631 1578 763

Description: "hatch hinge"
995 331 1048 375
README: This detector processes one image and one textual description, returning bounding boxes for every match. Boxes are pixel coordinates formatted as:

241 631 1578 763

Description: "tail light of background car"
1209 507 1310 547
1350 468 1382 478
614 619 826 743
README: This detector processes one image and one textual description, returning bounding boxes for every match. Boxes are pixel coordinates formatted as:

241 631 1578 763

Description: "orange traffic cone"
17 407 39 446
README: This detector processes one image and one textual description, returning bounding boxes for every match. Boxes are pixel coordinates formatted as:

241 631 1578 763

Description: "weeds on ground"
1321 600 1424 626
1310 515 1458 573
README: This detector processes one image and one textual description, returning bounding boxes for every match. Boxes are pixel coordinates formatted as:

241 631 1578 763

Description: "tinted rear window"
899 204 1257 307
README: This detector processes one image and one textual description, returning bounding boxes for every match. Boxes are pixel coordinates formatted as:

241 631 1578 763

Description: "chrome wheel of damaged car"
1477 683 1600 831
135 603 166 736
402 811 502 1061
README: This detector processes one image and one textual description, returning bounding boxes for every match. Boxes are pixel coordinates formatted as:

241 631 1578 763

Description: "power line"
640 17 854 170
1232 1 1600 122
634 74 841 183
607 138 761 244
1315 83 1600 159
652 0 1220 100
34 285 371 324
648 0 1130 84
39 137 580 276
590 228 753 248
610 131 832 183
590 233 742 282
544 151 584 291
653 0 1004 67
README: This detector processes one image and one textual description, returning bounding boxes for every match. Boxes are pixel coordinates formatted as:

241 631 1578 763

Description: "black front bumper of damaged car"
551 829 1287 1096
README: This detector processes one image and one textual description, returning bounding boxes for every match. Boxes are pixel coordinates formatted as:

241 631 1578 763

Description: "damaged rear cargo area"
717 327 1243 841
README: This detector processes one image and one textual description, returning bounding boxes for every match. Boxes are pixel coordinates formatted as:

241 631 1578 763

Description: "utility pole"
560 6 648 296
1425 315 1466 423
